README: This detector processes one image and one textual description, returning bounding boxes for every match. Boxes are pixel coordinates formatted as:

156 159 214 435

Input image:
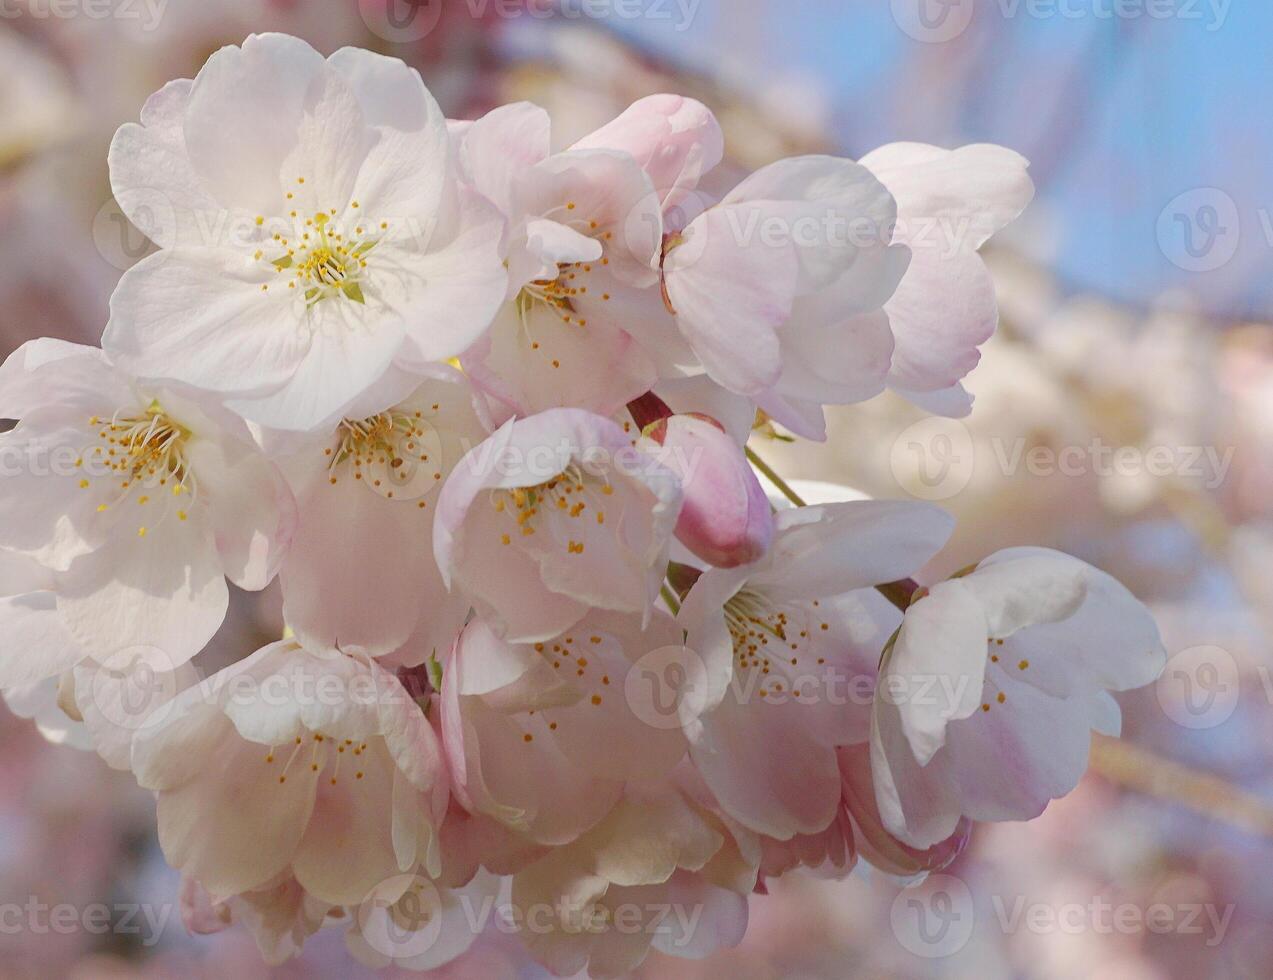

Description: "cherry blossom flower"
871 547 1167 848
454 101 662 416
0 31 1171 975
433 408 682 643
675 500 953 839
132 639 449 904
104 33 507 431
0 339 293 678
179 874 331 966
347 868 502 971
509 781 752 978
859 142 1035 416
572 94 726 376
441 611 688 845
661 156 910 439
279 365 488 661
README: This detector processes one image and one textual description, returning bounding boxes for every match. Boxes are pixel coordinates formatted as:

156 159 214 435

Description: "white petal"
665 207 797 394
860 142 1034 252
886 580 989 765
105 249 310 398
964 550 1088 638
183 34 333 216
460 101 551 216
57 513 228 668
186 434 294 591
155 720 319 900
0 592 85 689
749 500 954 602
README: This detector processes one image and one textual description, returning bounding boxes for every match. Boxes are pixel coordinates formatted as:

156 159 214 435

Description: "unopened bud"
645 413 773 569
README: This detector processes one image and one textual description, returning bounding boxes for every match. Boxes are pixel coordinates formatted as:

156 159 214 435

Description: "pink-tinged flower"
662 156 911 439
347 868 502 971
104 34 507 432
871 547 1166 848
676 501 954 839
131 640 449 904
279 366 488 661
0 340 293 679
510 782 751 978
179 874 331 966
835 743 968 880
757 808 857 881
441 611 687 845
755 744 970 883
569 94 727 377
454 101 660 416
433 408 682 643
572 93 725 224
859 142 1035 416
640 412 773 568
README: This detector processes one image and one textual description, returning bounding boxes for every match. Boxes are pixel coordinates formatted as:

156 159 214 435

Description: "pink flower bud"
645 413 773 568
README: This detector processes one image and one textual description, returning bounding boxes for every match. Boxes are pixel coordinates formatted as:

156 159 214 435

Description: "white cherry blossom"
871 547 1167 848
0 339 293 677
105 34 507 431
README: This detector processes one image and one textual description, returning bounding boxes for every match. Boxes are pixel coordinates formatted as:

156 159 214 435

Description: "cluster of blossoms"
0 34 1167 975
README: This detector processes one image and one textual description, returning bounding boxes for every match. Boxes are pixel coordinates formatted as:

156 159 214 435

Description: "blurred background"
1 0 1271 976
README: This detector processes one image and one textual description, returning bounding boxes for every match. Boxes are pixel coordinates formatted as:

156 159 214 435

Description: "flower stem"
744 445 806 507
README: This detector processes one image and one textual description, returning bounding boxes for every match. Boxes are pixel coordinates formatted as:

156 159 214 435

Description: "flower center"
264 732 371 787
257 203 385 306
724 590 832 700
84 402 196 538
489 464 612 553
325 408 443 502
515 202 617 329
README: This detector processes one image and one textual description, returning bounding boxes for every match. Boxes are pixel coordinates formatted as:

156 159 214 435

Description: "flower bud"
644 413 773 568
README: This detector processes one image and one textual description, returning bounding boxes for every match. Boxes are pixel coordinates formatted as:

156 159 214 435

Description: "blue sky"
612 0 1270 321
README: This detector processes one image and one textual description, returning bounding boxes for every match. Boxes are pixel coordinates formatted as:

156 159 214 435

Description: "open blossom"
132 639 449 903
661 156 910 439
180 874 330 966
510 781 753 979
859 142 1035 416
0 339 292 677
675 500 954 839
279 365 488 661
871 547 1167 848
442 611 688 845
434 408 682 643
571 94 727 376
455 102 662 417
0 30 1173 976
347 868 502 971
104 33 506 431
